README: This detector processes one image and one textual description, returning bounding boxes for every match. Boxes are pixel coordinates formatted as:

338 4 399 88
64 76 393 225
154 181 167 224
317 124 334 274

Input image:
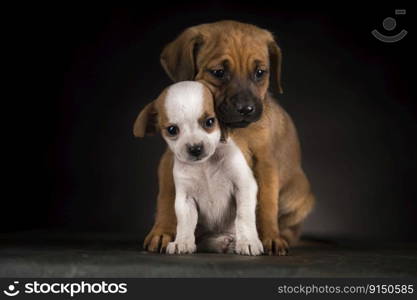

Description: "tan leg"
254 160 288 256
143 149 177 253
278 171 315 246
280 224 302 246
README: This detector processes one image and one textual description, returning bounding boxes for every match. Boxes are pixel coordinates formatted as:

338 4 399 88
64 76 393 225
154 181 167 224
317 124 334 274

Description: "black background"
3 3 415 242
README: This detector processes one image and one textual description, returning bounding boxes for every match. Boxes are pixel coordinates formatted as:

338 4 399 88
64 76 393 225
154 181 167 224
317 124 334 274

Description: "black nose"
237 105 255 116
187 144 204 157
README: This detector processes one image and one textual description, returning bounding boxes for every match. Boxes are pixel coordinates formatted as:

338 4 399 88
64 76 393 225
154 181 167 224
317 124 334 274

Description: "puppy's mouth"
217 112 260 128
224 120 251 128
188 154 209 163
220 114 261 128
176 153 210 164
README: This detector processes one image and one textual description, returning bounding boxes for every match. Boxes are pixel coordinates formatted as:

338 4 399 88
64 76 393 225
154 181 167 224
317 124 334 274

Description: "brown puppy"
142 20 314 255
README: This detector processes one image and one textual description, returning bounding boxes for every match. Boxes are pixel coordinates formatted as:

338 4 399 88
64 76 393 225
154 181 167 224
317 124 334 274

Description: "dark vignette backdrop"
3 3 415 241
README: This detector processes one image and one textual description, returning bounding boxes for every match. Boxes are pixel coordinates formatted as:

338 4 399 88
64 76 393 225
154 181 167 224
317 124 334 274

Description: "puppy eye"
204 117 216 128
210 69 225 79
254 69 267 80
166 125 179 136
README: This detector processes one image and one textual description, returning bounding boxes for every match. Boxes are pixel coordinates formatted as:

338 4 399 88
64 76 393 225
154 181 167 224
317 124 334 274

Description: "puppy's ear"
133 102 158 138
268 39 283 94
160 27 204 82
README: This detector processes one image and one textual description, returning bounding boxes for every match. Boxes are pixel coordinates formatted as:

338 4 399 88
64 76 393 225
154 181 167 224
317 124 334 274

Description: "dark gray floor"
1 232 416 278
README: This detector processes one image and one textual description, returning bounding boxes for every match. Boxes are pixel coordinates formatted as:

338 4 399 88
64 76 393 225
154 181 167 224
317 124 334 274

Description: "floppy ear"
268 40 283 94
160 27 204 82
133 102 158 138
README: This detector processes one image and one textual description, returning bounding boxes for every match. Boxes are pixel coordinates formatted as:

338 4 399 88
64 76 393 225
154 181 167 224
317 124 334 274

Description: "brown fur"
141 20 314 255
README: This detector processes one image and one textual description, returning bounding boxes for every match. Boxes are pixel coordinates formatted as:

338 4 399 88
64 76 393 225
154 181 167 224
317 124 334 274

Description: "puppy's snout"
187 143 204 158
237 105 254 116
229 95 256 116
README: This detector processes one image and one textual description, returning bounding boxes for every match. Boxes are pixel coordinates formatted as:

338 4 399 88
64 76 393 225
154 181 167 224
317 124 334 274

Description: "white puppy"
133 81 263 255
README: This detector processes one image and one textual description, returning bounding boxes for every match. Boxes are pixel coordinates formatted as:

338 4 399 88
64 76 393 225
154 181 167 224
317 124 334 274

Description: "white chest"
173 140 255 234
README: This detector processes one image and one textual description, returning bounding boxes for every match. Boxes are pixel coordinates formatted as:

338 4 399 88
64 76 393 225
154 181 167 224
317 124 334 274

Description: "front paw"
261 235 289 256
143 227 175 253
235 236 264 256
166 240 197 255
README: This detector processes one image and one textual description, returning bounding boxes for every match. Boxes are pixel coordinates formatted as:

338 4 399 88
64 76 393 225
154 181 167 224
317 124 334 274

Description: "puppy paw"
166 240 197 255
143 227 175 253
261 235 289 256
197 233 235 253
221 234 236 253
234 236 264 256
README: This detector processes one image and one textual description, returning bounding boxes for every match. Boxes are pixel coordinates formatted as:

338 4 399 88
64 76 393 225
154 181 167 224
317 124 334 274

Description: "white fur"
165 81 205 126
163 82 220 164
163 81 263 256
